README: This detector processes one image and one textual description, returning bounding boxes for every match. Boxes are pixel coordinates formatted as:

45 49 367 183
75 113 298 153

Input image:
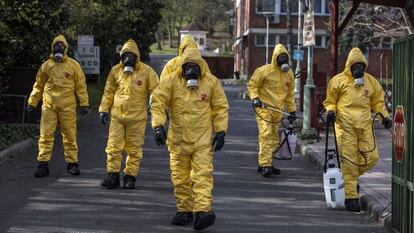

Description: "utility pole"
302 0 316 137
295 0 303 109
263 12 274 64
286 0 293 64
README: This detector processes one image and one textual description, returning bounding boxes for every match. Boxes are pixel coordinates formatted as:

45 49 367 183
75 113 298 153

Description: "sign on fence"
75 46 100 75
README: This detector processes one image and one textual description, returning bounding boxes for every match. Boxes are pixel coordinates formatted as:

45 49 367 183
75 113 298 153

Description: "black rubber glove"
382 117 392 129
80 106 89 116
212 131 226 152
154 126 166 146
252 98 263 108
288 111 297 122
26 105 35 112
327 110 336 123
100 112 109 125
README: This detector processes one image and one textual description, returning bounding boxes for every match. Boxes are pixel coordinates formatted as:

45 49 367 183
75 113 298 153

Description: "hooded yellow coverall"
28 35 89 163
151 47 228 212
99 39 159 177
323 48 389 199
247 44 296 167
160 35 211 81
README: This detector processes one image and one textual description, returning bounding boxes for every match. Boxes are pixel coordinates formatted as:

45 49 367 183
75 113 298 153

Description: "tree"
339 1 412 52
0 0 70 68
66 0 162 73
193 0 232 35
159 0 194 47
0 0 162 78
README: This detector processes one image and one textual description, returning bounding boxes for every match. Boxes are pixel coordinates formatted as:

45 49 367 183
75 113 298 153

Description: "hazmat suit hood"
179 47 206 78
49 35 69 62
120 39 141 70
344 47 368 77
178 35 198 56
271 43 290 70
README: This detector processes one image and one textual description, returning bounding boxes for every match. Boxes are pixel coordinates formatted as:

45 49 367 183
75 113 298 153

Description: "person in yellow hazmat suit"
151 47 228 230
160 35 210 81
27 35 89 178
147 35 211 115
99 39 159 189
323 47 391 212
247 43 296 177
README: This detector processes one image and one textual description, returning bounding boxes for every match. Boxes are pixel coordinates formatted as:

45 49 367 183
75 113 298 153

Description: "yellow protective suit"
151 47 228 212
99 39 159 177
160 35 211 81
323 47 389 199
247 44 296 167
28 35 89 163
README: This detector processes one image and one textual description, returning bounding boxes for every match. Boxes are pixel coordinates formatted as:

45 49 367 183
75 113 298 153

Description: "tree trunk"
168 29 172 47
156 26 163 50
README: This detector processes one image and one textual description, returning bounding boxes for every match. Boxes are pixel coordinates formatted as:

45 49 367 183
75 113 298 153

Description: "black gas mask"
182 62 201 90
276 53 290 72
53 42 66 63
121 52 137 74
351 62 366 86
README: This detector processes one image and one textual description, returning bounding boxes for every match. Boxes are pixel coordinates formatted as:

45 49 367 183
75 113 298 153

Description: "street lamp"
262 12 274 64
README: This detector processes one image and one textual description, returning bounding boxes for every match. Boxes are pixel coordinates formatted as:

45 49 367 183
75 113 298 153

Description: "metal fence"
392 33 414 233
0 94 28 124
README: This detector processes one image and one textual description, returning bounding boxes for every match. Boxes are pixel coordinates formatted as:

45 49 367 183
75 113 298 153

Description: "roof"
181 21 207 32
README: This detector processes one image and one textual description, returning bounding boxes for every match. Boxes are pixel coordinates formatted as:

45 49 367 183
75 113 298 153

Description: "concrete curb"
0 138 34 163
297 139 393 232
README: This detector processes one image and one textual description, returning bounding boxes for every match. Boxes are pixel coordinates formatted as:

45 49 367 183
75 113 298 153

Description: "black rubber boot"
101 172 120 189
193 211 216 230
171 212 193 226
345 198 361 212
123 175 136 189
258 166 273 177
67 163 80 176
34 161 49 178
271 166 281 175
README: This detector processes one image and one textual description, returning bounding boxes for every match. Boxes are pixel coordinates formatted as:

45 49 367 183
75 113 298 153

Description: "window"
256 0 275 13
325 0 330 14
255 34 277 47
199 38 205 46
314 0 322 14
279 34 286 45
280 0 330 15
281 0 299 13
255 34 266 46
314 35 328 48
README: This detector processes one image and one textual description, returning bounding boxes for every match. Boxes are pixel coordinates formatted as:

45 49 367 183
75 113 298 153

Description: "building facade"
233 0 392 81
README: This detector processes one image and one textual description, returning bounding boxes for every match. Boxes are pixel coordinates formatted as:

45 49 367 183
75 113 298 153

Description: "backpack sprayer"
323 117 345 209
252 103 298 160
323 112 390 209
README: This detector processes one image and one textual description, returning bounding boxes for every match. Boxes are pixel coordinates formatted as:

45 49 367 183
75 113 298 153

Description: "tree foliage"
338 1 412 52
159 0 232 47
0 0 162 77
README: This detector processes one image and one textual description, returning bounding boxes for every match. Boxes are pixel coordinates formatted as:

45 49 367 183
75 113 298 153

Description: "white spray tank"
278 123 297 160
323 155 345 208
323 119 345 209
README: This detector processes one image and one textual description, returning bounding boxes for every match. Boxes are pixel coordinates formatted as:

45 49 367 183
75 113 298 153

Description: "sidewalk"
298 126 393 231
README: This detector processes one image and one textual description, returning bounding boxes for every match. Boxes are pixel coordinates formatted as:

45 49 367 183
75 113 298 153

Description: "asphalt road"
0 89 386 233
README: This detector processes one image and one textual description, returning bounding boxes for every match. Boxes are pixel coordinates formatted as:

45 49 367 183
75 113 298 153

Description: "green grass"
87 81 104 111
149 43 177 55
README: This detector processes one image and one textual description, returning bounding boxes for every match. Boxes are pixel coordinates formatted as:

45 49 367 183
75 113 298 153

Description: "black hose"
252 103 300 160
251 103 282 124
331 113 386 168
